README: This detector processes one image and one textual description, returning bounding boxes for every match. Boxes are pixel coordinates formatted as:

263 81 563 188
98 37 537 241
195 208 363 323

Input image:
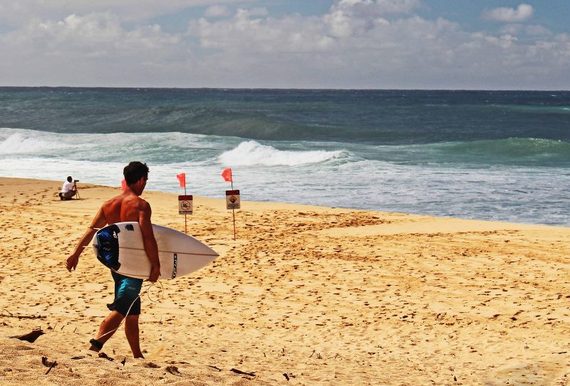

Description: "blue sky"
0 1 568 89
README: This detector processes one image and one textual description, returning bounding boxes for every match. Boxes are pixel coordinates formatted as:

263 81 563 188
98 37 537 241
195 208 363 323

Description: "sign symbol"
225 190 240 210
178 195 193 215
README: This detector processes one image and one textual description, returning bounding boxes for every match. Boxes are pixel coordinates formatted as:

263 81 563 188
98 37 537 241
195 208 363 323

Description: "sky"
0 0 568 90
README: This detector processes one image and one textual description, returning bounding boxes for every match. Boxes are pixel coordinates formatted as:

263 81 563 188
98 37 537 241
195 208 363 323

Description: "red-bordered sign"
225 190 240 210
178 195 193 214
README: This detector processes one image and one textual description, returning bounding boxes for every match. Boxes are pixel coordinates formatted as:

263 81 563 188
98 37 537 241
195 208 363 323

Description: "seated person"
59 176 77 200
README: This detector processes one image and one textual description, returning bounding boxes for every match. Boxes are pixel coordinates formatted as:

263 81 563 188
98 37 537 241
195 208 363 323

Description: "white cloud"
190 9 334 53
25 13 180 52
500 23 552 37
335 0 421 15
0 0 249 25
0 12 182 86
483 4 534 23
0 1 568 89
322 0 422 38
204 5 231 18
182 3 569 89
524 25 552 36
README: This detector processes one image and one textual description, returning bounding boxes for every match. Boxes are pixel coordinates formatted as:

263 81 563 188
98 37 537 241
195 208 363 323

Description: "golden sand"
0 177 568 385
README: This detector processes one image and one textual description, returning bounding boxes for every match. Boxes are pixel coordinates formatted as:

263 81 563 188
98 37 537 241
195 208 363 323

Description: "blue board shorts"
108 271 143 316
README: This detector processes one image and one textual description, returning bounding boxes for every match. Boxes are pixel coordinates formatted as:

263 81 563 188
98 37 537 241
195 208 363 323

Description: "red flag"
121 179 127 191
221 168 233 182
176 173 186 188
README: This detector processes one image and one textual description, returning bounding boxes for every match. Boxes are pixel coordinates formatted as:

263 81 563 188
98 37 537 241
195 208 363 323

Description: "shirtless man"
66 161 160 358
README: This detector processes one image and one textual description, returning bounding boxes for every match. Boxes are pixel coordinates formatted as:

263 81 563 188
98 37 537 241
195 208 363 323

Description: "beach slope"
0 178 568 385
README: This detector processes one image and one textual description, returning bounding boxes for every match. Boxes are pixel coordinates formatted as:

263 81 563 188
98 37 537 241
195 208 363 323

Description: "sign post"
226 189 240 240
178 195 193 234
221 168 239 240
176 173 190 234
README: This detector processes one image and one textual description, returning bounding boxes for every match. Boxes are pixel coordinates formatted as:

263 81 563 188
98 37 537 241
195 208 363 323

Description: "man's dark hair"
123 162 149 185
67 176 73 182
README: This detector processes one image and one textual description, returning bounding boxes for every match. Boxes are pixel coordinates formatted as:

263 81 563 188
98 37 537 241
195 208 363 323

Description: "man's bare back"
103 192 151 224
66 172 160 282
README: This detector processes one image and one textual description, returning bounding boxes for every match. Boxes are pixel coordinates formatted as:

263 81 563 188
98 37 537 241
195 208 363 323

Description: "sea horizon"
2 85 570 92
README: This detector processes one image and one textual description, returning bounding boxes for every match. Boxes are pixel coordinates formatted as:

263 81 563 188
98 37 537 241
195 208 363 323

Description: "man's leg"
125 314 143 358
102 271 143 357
89 311 124 352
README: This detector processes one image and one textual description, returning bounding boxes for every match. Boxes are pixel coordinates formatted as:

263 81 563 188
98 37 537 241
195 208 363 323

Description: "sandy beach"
0 177 568 385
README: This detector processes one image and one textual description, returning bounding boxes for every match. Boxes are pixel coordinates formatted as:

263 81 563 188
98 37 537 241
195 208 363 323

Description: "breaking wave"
218 140 350 166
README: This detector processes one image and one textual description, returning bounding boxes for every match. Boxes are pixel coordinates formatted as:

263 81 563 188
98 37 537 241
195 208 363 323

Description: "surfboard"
92 222 218 280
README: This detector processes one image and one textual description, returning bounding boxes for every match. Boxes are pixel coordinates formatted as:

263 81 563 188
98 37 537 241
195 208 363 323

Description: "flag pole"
232 207 236 240
222 168 237 240
184 184 187 234
231 180 236 240
177 173 188 234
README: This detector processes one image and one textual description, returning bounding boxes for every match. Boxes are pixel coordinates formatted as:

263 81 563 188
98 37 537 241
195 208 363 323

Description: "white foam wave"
218 141 348 166
0 128 232 162
0 131 70 155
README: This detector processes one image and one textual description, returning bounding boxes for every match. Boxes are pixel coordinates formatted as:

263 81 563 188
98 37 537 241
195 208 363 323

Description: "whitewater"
1 126 569 226
1 88 569 225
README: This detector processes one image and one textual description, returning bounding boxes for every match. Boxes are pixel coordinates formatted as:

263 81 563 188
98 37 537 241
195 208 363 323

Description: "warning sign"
226 190 240 210
178 195 193 215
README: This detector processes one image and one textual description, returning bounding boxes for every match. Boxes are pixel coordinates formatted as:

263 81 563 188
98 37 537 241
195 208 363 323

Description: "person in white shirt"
59 176 77 200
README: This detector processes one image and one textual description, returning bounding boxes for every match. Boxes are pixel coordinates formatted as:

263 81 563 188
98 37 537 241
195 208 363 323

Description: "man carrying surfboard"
65 161 160 358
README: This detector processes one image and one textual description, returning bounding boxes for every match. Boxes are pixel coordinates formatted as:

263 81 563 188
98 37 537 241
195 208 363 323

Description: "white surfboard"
92 222 218 280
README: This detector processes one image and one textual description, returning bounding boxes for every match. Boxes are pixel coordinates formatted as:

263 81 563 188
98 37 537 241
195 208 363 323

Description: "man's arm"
138 200 161 282
66 207 107 272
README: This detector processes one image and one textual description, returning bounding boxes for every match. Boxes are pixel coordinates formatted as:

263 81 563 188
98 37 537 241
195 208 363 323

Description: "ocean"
1 87 569 225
